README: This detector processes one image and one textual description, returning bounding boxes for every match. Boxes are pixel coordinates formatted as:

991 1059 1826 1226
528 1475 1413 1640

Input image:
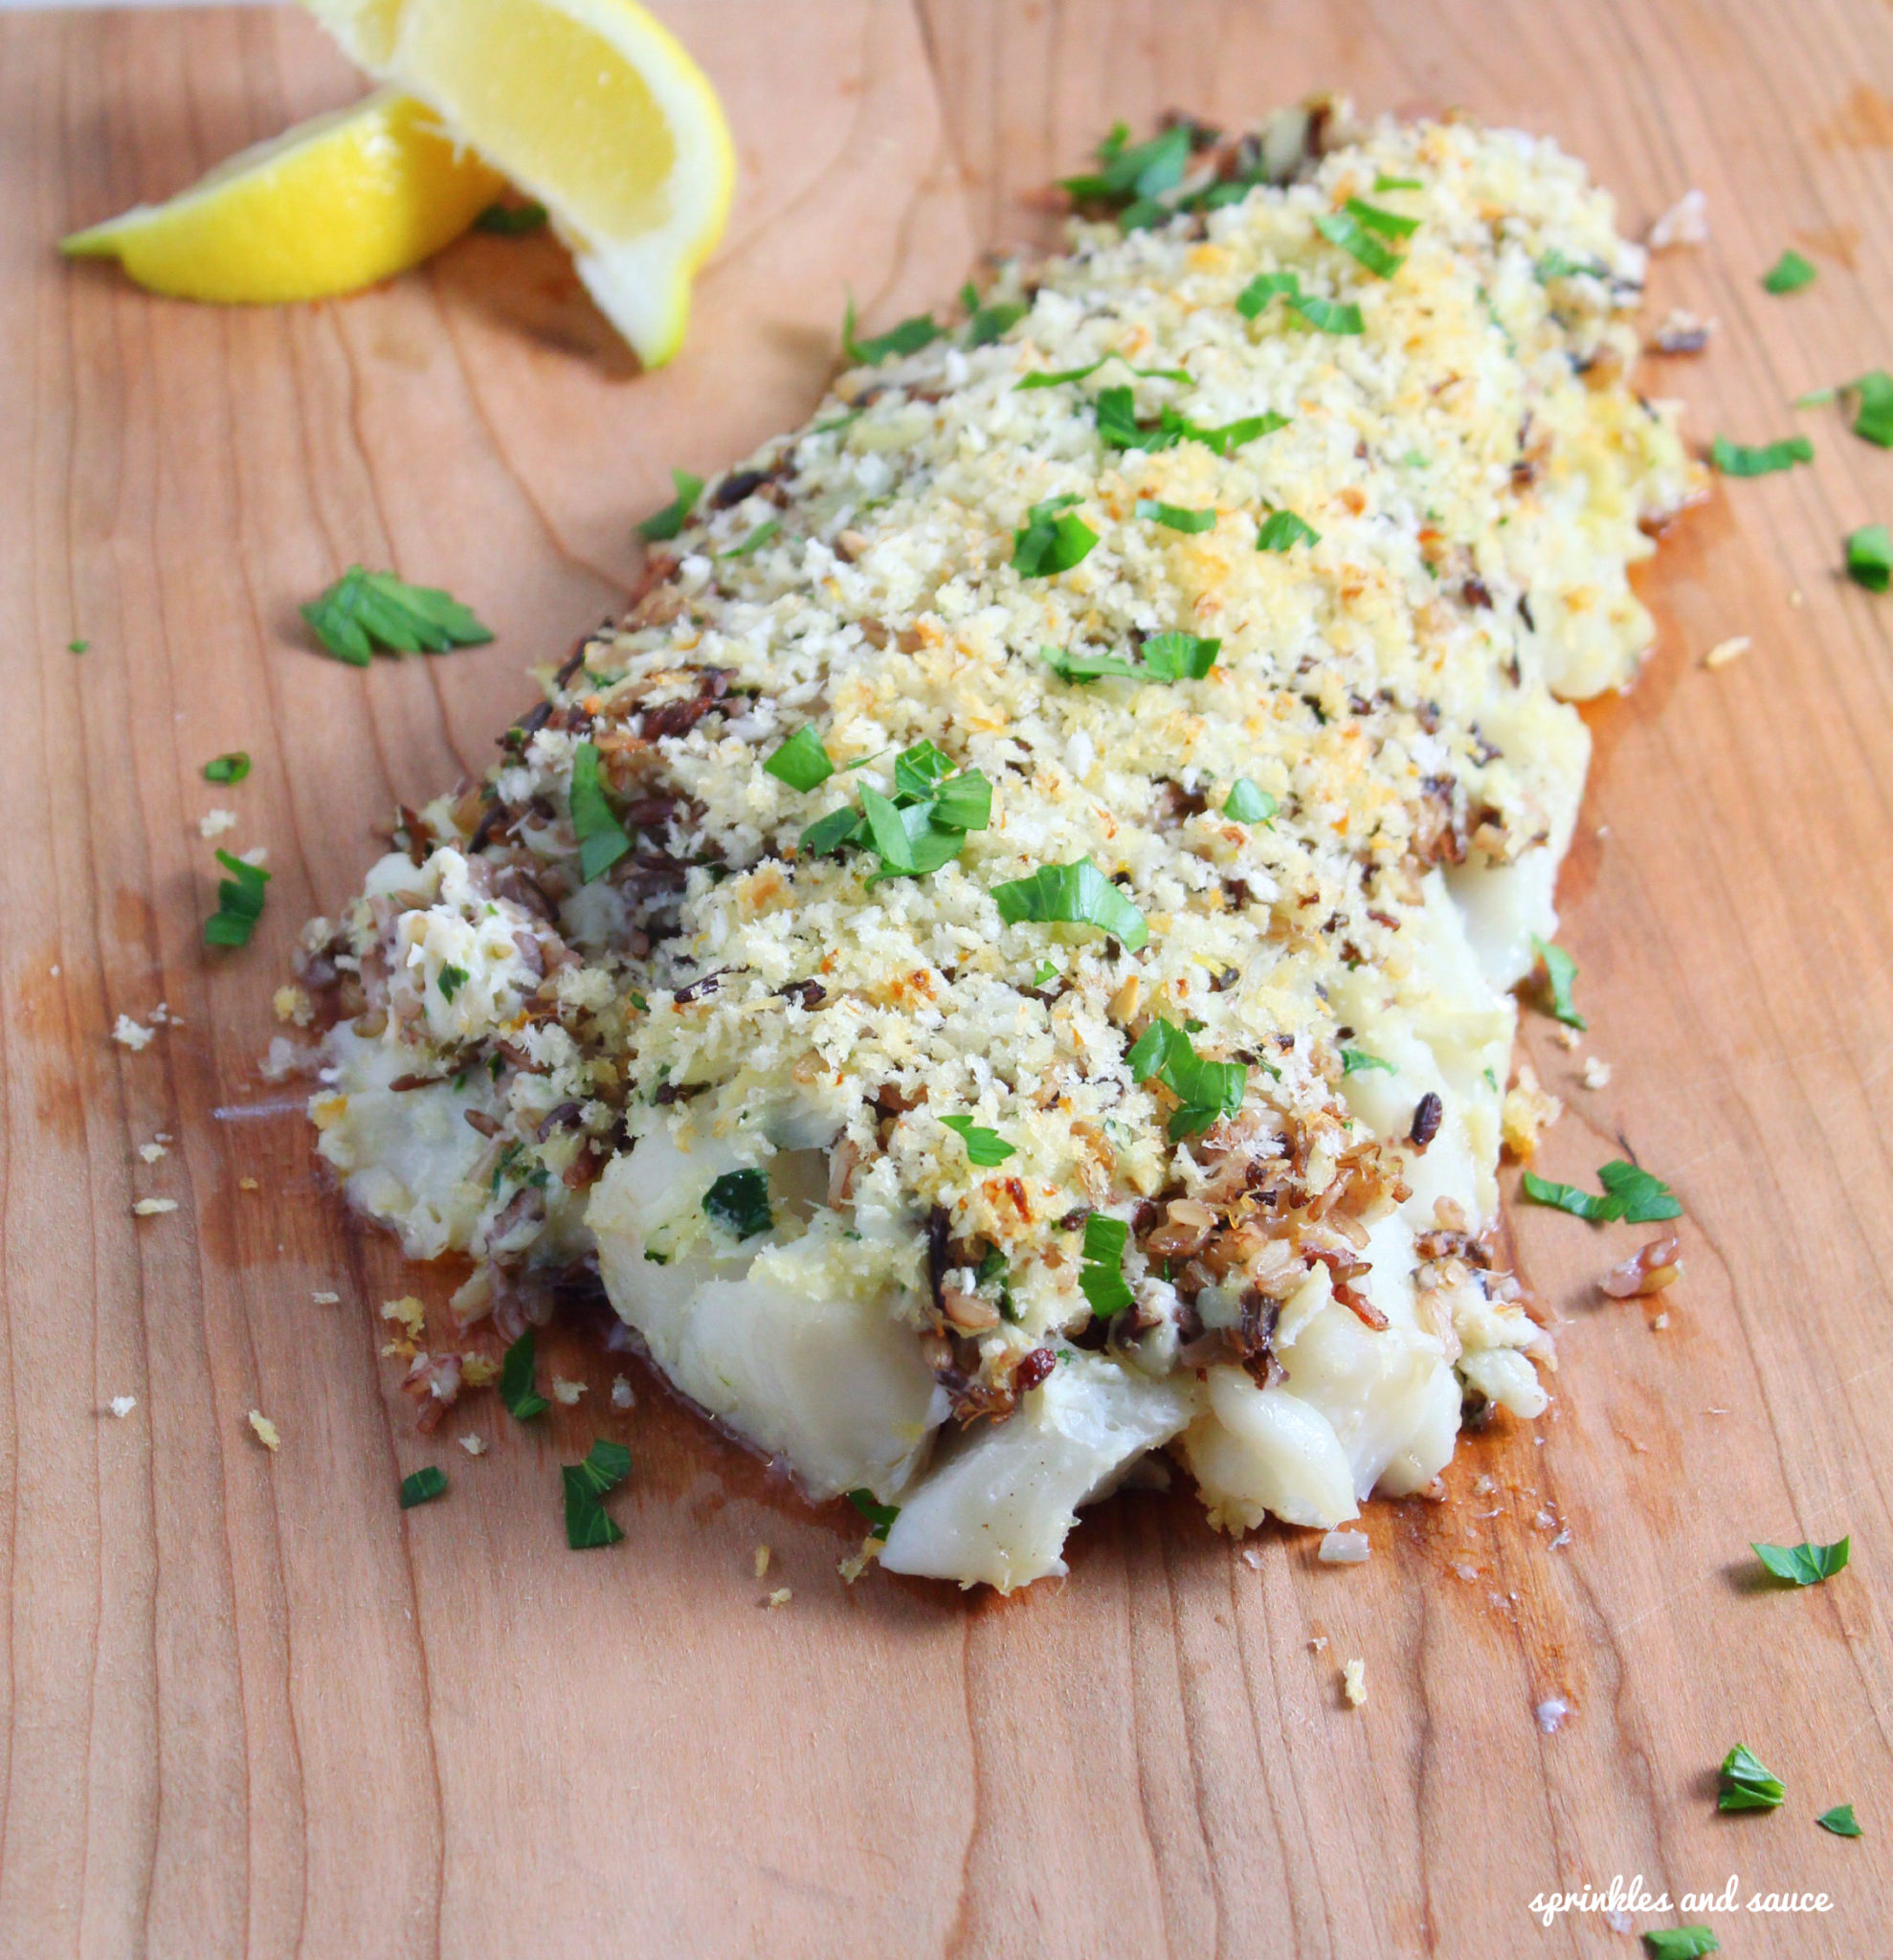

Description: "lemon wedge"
302 0 735 367
61 89 505 304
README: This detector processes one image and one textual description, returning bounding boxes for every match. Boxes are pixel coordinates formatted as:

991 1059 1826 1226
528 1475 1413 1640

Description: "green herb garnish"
1094 386 1285 456
635 467 704 542
203 752 251 784
1343 195 1419 241
1752 1536 1850 1586
1012 494 1099 576
1137 498 1217 533
68 637 89 654
1521 1160 1681 1224
1141 631 1220 680
1061 121 1192 211
1640 1931 1718 1959
568 740 632 883
1316 207 1405 278
301 567 494 666
399 1466 447 1508
1850 370 1893 445
436 963 469 1003
1711 433 1813 476
1535 248 1609 283
563 1438 632 1549
1256 509 1320 552
941 1115 1016 1166
1717 1743 1785 1813
1236 271 1302 319
846 1487 901 1540
1341 1048 1395 1076
501 1329 549 1422
1235 269 1364 333
203 850 269 948
1126 1017 1246 1138
797 740 991 879
764 724 835 791
991 857 1148 950
1222 778 1276 822
1532 936 1585 1030
1040 645 1145 684
1372 173 1423 192
1014 354 1190 390
1816 1803 1862 1838
1762 249 1816 295
702 1169 772 1240
1079 1213 1134 1318
842 291 940 366
474 200 548 234
1846 523 1891 592
961 283 1028 347
721 516 780 559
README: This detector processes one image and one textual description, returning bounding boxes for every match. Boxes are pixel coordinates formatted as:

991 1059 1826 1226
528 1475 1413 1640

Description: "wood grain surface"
4 2 1892 1952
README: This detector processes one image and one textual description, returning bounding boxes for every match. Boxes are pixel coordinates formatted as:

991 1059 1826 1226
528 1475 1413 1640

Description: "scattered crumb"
238 1176 259 1192
238 845 268 868
156 1131 172 1144
1502 1061 1562 1160
1706 1406 1729 1416
108 1395 137 1419
460 1354 500 1389
259 1036 305 1082
611 1374 635 1411
381 1296 426 1340
1342 1658 1367 1706
132 1198 178 1217
458 1433 486 1457
1309 1634 1328 1652
1788 589 1806 609
754 1545 771 1578
1581 1056 1613 1090
550 1376 587 1406
1534 1507 1556 1530
112 1014 155 1052
449 1266 494 1325
1651 306 1714 354
273 984 314 1027
1550 1528 1572 1549
1550 1024 1582 1052
247 1410 280 1451
149 1002 175 1025
138 1142 168 1164
838 1546 874 1583
49 964 59 978
380 1340 415 1361
1704 635 1751 670
1319 1527 1370 1566
198 808 238 838
1647 187 1708 248
1241 1546 1265 1570
1651 1312 1670 1330
1472 1474 1497 1497
1606 1909 1633 1935
312 1290 341 1305
1452 1561 1480 1582
1535 1697 1570 1733
766 1587 793 1610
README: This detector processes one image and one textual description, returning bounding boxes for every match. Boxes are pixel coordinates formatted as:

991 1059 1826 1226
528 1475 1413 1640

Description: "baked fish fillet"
302 109 1699 1590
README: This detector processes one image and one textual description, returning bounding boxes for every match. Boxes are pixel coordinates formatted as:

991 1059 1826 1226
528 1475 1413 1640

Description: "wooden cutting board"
5 2 1891 1951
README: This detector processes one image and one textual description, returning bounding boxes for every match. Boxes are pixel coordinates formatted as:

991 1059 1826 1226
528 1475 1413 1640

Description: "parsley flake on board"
841 292 940 366
846 1488 901 1540
1315 207 1405 278
1341 1047 1395 1076
301 568 493 666
203 752 251 784
764 724 835 791
1012 494 1099 576
1846 524 1892 592
941 1114 1016 1166
1850 370 1893 445
398 1466 447 1508
68 638 89 654
473 200 548 234
501 1330 549 1421
1126 1017 1246 1138
1640 1931 1718 1959
1816 1803 1862 1838
203 850 269 948
1761 248 1816 294
1710 433 1813 476
991 858 1148 951
1078 1213 1134 1318
568 740 632 883
436 963 470 1003
1521 1160 1681 1224
1256 508 1321 551
1060 121 1192 212
1136 498 1217 533
1531 936 1586 1029
702 1169 772 1240
563 1438 632 1549
1717 1743 1785 1812
1751 1535 1850 1585
1222 778 1276 822
635 467 704 542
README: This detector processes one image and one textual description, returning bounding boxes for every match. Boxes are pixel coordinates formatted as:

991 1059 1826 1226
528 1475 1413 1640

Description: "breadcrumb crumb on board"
248 1410 280 1451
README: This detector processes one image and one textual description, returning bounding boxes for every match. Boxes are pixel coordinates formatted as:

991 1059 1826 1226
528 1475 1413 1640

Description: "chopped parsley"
1236 270 1301 319
301 567 493 666
1640 1931 1718 1959
1717 1742 1785 1813
1222 778 1276 822
68 637 89 654
1256 508 1320 552
501 1329 549 1421
1816 1803 1862 1838
1535 248 1609 283
1372 173 1423 192
1761 248 1816 295
845 1487 901 1541
1343 194 1419 241
1014 354 1190 390
563 1438 632 1549
1236 269 1365 334
436 963 470 1003
702 1169 772 1240
1846 523 1891 592
568 740 632 882
961 283 1027 347
1040 645 1144 684
1315 207 1405 278
202 751 251 784
842 291 940 366
1137 498 1216 533
1710 433 1813 476
991 857 1148 951
1850 370 1893 445
635 466 704 542
720 516 780 559
764 724 835 791
1012 494 1099 576
1126 1017 1246 1138
203 850 269 948
473 200 548 234
1141 632 1220 679
1521 1160 1681 1223
1341 1047 1395 1076
1078 1213 1134 1318
1532 936 1586 1029
1095 385 1285 456
941 1114 1016 1166
1032 959 1060 989
797 739 991 879
1752 1535 1850 1586
1061 121 1192 212
398 1466 447 1508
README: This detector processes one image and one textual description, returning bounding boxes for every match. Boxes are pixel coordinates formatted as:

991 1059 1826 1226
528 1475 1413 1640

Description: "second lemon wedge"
61 89 505 304
302 0 736 366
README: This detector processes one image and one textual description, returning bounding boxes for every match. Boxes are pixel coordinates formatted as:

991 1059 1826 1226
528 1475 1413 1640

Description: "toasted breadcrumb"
238 1177 259 1192
1704 635 1750 670
1647 187 1708 248
1550 1024 1582 1052
1581 1055 1613 1090
132 1198 178 1216
198 808 238 838
109 1395 137 1419
273 984 314 1027
458 1433 486 1456
460 1355 501 1389
754 1545 771 1578
248 1410 280 1451
113 1014 155 1052
1343 1658 1368 1706
1502 1061 1563 1160
138 1142 168 1164
838 1546 874 1583
550 1376 587 1405
312 1290 341 1305
381 1296 426 1340
766 1587 793 1609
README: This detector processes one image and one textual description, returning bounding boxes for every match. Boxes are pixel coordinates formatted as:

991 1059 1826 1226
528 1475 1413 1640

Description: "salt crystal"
112 1015 155 1052
458 1433 486 1457
108 1395 137 1419
1535 1697 1570 1734
1318 1527 1370 1565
